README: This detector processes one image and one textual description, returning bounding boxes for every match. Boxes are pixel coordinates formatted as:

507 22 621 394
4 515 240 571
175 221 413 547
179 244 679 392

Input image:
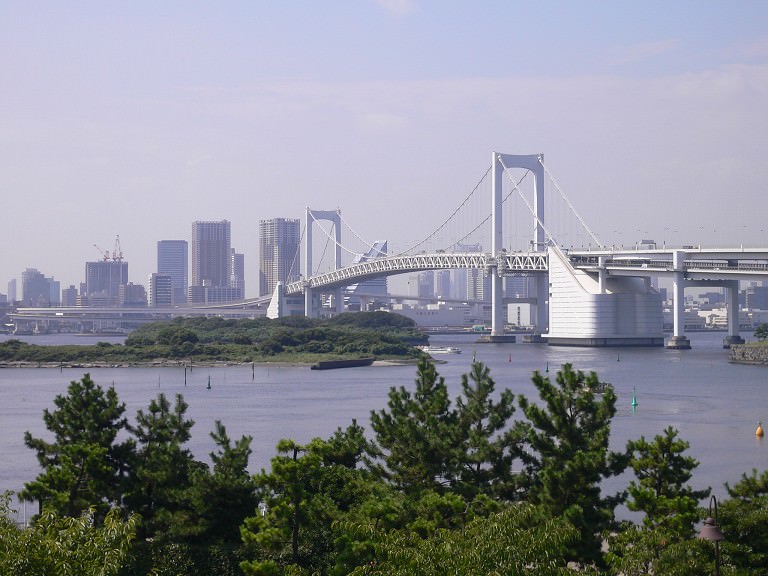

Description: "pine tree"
454 359 521 500
124 392 201 542
516 363 628 566
368 357 458 494
626 426 709 537
20 373 130 520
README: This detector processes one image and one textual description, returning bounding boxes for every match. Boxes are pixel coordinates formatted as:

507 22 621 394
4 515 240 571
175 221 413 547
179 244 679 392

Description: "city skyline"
2 2 768 294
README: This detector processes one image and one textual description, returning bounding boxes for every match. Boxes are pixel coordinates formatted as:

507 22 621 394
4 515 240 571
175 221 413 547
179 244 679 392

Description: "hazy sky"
2 1 768 298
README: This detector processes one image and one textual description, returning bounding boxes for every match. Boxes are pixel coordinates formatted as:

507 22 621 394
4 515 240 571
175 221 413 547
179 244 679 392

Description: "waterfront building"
190 220 233 303
259 218 301 297
21 268 58 307
119 283 147 307
85 260 128 306
61 285 78 307
149 273 173 307
157 240 188 305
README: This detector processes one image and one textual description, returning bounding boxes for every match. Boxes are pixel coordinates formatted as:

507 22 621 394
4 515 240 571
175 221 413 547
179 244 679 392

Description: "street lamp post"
697 495 725 576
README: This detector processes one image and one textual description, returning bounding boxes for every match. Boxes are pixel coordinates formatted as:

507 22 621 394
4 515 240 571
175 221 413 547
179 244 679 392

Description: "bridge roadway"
285 247 768 295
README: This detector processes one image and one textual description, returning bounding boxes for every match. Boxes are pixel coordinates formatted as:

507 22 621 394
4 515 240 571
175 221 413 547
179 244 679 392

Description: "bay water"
1 332 766 521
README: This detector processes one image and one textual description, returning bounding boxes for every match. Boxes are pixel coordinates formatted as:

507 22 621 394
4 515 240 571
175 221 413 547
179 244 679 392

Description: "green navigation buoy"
545 362 549 373
207 375 211 390
631 385 638 409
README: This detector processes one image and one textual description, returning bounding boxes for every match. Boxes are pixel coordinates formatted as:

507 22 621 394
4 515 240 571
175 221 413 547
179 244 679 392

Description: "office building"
190 220 232 303
85 260 128 306
149 273 173 307
259 218 301 296
157 240 188 305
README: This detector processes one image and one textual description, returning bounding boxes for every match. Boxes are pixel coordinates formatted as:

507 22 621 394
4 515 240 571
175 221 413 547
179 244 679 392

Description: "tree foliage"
368 357 458 494
516 363 629 566
20 374 130 520
754 323 768 340
625 426 709 536
344 503 587 576
0 494 138 576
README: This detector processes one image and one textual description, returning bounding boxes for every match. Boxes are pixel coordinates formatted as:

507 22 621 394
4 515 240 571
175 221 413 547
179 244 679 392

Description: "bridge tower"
304 208 344 317
491 153 548 339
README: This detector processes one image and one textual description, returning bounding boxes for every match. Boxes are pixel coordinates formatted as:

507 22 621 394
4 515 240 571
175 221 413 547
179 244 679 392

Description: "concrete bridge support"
666 250 691 349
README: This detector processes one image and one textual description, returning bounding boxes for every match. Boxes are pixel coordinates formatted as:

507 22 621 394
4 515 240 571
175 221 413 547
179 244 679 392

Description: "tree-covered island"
0 312 428 367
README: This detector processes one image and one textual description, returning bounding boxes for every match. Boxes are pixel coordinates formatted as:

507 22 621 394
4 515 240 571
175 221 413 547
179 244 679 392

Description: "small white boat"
417 345 462 355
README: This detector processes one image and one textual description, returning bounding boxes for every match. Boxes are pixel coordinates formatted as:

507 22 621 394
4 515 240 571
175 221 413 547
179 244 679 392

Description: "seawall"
729 344 768 365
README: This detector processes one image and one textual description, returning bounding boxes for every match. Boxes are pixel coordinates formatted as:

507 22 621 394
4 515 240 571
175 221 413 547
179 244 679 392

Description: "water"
1 332 766 520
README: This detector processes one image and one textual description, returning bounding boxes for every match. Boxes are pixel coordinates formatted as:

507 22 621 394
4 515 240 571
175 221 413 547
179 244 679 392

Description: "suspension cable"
538 158 603 248
337 212 388 257
449 170 530 249
395 165 492 256
307 211 364 258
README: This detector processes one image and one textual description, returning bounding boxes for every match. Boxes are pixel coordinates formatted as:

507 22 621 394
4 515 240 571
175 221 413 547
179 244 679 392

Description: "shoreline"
0 358 420 369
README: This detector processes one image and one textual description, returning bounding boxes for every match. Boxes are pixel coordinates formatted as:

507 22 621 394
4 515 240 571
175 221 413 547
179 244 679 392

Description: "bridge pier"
723 279 745 348
666 250 691 349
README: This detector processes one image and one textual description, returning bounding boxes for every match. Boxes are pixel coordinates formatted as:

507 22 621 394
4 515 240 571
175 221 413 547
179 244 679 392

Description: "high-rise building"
21 268 57 306
7 279 16 303
346 240 388 311
85 260 128 306
230 249 245 296
157 240 188 305
61 285 78 307
259 218 301 296
149 274 173 307
418 271 435 299
435 269 451 300
119 283 147 307
190 221 231 303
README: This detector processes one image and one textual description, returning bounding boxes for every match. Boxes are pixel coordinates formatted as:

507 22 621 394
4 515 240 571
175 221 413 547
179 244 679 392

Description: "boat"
416 345 462 355
583 381 614 395
310 358 375 370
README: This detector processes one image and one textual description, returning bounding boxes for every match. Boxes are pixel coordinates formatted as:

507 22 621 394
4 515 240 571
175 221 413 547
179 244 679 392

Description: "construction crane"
93 244 111 261
112 235 123 262
92 235 124 262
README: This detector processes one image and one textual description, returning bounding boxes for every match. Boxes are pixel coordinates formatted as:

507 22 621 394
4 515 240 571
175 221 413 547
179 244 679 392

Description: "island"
0 312 428 367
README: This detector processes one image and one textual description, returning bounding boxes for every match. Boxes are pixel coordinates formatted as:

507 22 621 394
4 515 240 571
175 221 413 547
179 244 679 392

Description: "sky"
2 0 768 298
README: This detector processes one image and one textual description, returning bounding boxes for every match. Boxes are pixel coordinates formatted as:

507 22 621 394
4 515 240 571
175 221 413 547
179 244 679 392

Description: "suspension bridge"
11 152 768 349
267 152 768 349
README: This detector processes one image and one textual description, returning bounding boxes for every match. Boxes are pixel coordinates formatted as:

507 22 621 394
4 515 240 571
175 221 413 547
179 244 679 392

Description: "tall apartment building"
259 218 300 296
190 220 232 303
157 240 188 305
230 249 245 296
